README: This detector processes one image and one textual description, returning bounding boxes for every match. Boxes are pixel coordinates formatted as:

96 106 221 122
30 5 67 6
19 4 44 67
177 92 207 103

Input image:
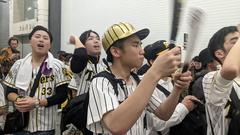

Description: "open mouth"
93 45 100 49
37 44 44 48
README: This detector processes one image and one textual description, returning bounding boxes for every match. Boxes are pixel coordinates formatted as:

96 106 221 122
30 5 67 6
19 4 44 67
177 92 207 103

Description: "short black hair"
208 26 237 65
29 25 53 43
192 56 200 62
8 37 19 46
106 38 126 63
198 48 214 69
79 30 99 45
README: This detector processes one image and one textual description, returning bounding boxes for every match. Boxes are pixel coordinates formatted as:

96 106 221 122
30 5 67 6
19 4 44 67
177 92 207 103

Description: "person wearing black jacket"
69 30 106 96
64 30 106 135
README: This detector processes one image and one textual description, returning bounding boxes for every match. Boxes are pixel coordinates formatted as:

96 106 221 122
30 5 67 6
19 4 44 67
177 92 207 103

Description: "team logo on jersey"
40 75 55 84
85 70 94 81
62 68 72 78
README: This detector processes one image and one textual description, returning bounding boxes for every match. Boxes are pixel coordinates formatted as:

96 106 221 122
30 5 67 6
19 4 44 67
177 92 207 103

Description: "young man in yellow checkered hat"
86 22 193 135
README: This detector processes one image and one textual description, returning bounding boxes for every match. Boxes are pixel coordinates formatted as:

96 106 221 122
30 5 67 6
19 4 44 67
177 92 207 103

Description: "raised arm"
101 47 182 134
69 36 88 73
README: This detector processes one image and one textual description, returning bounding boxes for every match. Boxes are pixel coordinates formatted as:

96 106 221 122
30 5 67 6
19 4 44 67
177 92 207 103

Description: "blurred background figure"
0 37 20 62
189 56 202 76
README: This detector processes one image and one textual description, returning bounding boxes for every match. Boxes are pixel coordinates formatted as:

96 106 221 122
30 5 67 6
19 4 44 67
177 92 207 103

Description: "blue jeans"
14 130 55 135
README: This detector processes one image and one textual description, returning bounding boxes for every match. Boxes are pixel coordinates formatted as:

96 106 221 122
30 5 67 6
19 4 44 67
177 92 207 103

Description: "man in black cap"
4 25 71 135
140 40 196 135
137 40 168 75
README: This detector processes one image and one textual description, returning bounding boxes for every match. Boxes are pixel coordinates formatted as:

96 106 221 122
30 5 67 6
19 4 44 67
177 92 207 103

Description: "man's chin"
93 51 101 56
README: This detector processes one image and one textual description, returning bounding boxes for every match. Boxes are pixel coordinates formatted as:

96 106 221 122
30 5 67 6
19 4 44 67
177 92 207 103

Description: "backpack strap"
130 72 140 84
230 81 240 110
226 82 240 118
156 84 171 97
29 61 44 97
230 88 240 110
92 71 121 96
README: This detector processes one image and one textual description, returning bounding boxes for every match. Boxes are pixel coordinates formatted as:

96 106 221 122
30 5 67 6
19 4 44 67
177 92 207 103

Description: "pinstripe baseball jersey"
0 82 6 107
68 60 106 96
87 74 162 135
203 71 235 135
68 73 80 91
4 57 71 133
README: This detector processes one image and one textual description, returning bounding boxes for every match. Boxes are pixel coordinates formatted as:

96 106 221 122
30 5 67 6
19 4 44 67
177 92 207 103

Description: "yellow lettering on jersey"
40 75 55 84
50 75 55 81
40 76 46 84
62 68 72 78
41 87 53 95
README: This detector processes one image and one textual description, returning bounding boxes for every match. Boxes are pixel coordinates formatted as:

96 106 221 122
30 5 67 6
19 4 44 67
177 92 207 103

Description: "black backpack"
169 76 207 135
226 85 240 135
204 83 240 135
169 104 207 135
60 71 140 134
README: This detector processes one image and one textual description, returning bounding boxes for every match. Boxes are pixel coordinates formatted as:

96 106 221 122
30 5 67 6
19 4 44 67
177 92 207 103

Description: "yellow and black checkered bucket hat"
102 22 150 52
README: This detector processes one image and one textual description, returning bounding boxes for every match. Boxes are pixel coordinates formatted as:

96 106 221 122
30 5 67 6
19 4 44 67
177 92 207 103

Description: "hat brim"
134 28 150 40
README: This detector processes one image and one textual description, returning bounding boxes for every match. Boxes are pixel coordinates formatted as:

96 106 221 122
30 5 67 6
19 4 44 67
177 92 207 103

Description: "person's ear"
110 47 121 59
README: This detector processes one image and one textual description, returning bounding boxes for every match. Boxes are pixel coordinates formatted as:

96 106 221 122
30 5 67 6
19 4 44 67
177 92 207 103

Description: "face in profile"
119 35 144 69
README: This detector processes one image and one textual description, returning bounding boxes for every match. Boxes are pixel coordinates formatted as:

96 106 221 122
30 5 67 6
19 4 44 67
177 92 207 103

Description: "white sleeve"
0 84 6 107
55 63 71 87
152 103 189 131
147 87 163 113
68 73 80 91
87 77 119 134
3 60 21 88
203 71 233 134
203 71 233 106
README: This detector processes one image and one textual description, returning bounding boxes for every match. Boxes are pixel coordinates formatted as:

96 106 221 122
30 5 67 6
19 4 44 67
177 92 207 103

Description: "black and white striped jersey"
203 71 238 135
4 58 71 132
69 60 106 96
87 75 162 135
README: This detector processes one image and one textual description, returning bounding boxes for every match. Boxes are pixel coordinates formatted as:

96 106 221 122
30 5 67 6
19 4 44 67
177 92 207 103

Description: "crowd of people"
0 22 239 135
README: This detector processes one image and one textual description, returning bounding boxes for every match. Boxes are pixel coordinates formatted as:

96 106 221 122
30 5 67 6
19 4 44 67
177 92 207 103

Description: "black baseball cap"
144 40 168 61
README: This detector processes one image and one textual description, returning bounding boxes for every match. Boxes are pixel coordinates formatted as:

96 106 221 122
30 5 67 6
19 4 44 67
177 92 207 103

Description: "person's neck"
162 77 168 81
111 62 132 83
32 53 47 68
88 55 99 64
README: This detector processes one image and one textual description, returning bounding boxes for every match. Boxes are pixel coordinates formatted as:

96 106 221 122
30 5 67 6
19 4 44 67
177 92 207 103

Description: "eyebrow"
88 35 99 38
230 37 239 41
35 34 49 38
43 35 49 38
133 40 142 44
